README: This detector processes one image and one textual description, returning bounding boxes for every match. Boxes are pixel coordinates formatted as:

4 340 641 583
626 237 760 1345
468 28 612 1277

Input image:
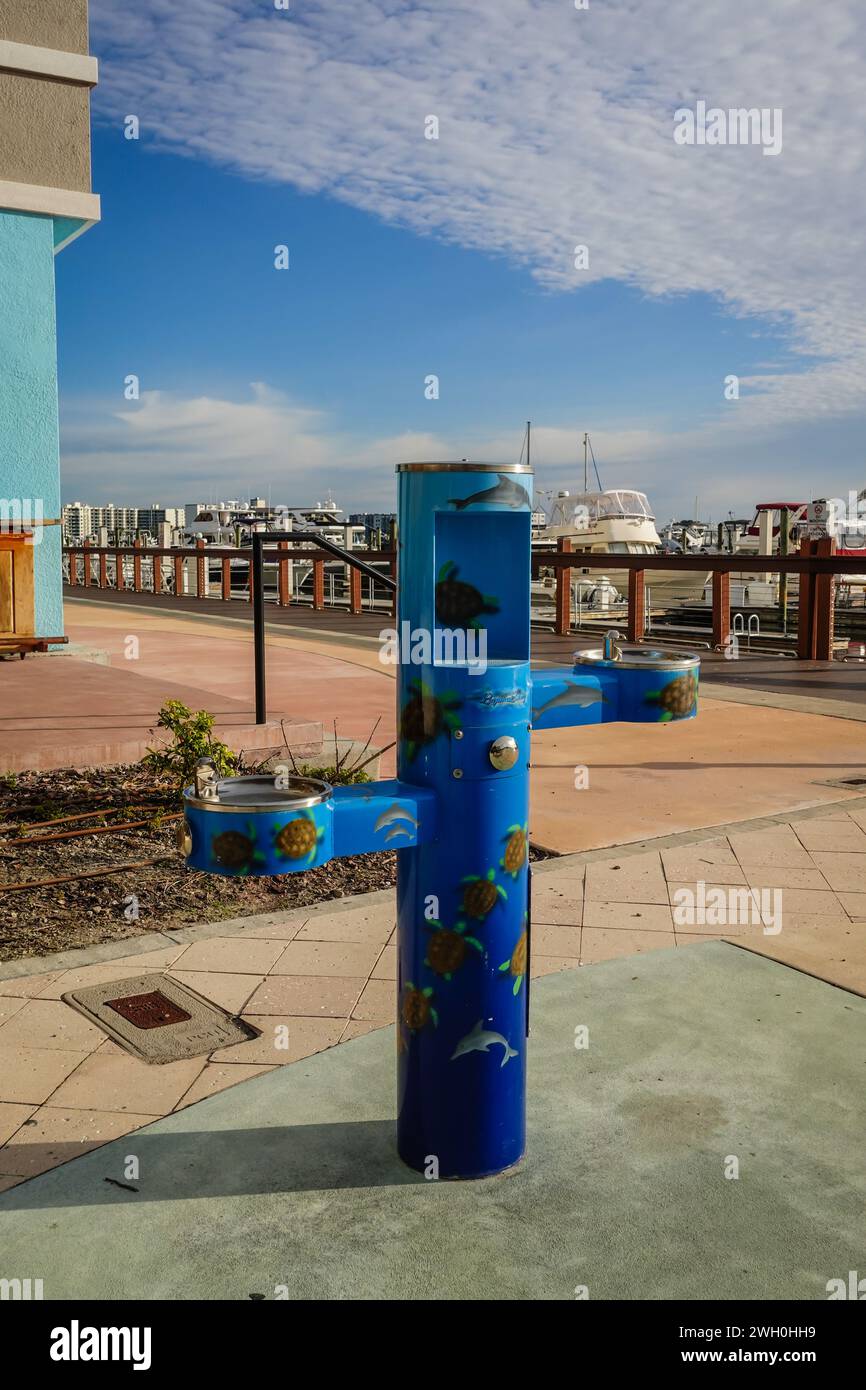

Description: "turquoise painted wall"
0 210 63 638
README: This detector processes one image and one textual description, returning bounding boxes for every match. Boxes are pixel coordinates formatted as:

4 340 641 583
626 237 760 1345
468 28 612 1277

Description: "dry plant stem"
0 856 175 894
5 812 182 848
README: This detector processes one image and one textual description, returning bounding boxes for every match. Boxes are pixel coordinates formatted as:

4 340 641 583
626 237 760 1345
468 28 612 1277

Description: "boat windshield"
571 491 655 522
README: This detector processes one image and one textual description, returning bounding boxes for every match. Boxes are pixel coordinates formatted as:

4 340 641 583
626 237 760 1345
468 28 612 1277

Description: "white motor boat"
532 488 710 608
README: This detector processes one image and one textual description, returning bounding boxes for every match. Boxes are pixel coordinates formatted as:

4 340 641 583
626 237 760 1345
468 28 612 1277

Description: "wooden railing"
532 537 866 660
65 537 866 659
63 541 398 616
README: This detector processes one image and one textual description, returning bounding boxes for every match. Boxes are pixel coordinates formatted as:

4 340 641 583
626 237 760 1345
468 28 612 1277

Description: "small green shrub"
143 699 237 792
299 762 370 786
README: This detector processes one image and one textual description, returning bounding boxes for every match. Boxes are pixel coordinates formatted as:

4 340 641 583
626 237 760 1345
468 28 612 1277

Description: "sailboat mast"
583 432 588 491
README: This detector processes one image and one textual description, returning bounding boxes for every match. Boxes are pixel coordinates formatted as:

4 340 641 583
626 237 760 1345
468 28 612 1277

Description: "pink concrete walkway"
65 602 397 772
4 601 864 850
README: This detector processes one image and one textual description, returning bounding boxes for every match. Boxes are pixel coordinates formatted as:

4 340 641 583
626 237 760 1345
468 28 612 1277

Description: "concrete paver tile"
0 1101 37 1145
353 978 394 1022
0 999 105 1053
583 900 675 932
372 943 396 980
580 928 676 963
729 826 814 868
341 1019 388 1041
270 940 381 978
0 972 65 999
240 918 310 940
295 909 395 945
743 865 830 891
531 882 583 925
0 997 27 1026
775 886 849 916
167 970 264 1013
221 1015 344 1064
244 974 365 1017
37 950 187 998
47 1053 207 1114
0 1047 91 1105
170 937 287 975
531 923 582 956
660 836 740 880
585 853 669 903
0 1107 158 1178
809 852 866 894
173 1063 276 1108
793 818 866 852
529 955 581 977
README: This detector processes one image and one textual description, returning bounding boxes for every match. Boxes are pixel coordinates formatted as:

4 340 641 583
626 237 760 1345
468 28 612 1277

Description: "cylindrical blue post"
394 462 533 1178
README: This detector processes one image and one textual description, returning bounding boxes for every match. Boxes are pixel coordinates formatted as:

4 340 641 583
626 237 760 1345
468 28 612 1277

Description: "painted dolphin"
374 803 420 834
450 1019 518 1068
384 825 414 843
449 474 531 511
531 680 607 720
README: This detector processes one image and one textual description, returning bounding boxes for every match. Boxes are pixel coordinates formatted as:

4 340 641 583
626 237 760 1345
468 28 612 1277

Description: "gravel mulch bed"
0 766 550 965
0 766 396 963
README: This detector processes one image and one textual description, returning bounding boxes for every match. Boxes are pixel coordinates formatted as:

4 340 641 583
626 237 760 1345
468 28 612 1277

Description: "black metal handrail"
252 531 396 724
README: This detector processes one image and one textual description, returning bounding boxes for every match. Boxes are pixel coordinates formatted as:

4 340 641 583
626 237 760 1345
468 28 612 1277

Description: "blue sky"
57 0 866 519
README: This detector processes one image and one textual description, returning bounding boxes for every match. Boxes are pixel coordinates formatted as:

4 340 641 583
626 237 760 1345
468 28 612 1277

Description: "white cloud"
60 383 856 522
87 0 866 435
57 384 707 516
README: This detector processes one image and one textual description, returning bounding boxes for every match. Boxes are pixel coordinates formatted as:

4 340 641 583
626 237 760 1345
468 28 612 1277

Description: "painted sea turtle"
424 919 483 980
646 672 698 721
498 919 528 995
460 867 507 920
399 679 462 762
500 823 528 880
435 561 499 629
273 810 325 866
211 822 266 875
401 982 438 1032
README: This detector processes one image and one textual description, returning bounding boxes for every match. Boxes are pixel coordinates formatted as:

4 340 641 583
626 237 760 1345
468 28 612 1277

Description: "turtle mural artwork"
435 561 499 629
401 982 438 1033
646 672 698 722
460 867 507 920
500 823 528 880
423 919 483 980
399 678 462 763
498 917 528 996
210 824 266 875
273 810 326 866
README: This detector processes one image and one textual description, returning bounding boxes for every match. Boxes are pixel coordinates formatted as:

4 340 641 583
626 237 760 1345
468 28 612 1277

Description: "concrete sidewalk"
1 941 863 1301
2 800 866 1193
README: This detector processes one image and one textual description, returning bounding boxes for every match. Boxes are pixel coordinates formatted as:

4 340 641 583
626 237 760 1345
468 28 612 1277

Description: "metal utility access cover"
63 972 259 1064
106 990 191 1029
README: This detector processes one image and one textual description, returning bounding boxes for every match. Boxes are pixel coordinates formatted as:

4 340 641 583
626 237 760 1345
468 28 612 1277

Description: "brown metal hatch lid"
105 990 192 1030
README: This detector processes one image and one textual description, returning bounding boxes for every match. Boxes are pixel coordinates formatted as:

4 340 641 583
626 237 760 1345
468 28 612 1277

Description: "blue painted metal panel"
530 660 699 730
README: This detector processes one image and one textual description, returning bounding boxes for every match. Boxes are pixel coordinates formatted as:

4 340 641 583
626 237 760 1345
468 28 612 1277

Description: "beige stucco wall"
0 0 89 55
0 73 91 191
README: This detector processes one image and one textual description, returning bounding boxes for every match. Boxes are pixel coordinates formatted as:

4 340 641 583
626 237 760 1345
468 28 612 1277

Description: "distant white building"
61 503 186 543
61 502 92 541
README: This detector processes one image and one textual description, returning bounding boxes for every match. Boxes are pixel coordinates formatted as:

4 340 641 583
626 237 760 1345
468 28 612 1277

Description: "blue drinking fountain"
179 462 699 1178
